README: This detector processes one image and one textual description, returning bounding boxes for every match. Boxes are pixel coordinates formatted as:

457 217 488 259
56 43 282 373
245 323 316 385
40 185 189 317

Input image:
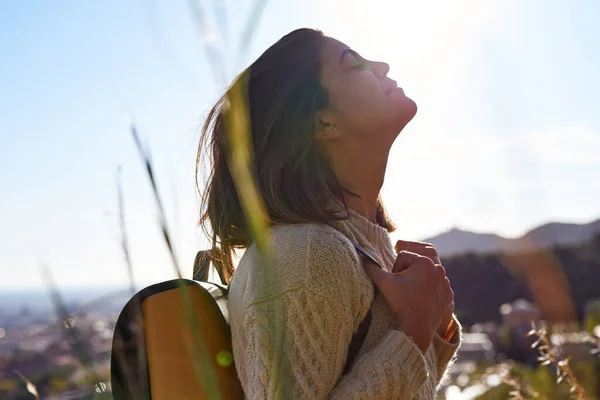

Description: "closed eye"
352 59 368 70
340 49 369 70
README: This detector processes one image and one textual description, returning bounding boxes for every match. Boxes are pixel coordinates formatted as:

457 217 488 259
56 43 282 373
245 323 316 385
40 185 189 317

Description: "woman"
198 28 461 399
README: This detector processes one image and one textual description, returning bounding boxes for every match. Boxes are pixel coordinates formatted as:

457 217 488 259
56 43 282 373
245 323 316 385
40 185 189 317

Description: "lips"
384 80 399 94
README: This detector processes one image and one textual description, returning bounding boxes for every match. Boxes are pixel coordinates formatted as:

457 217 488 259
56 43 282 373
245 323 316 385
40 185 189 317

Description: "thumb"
361 257 389 286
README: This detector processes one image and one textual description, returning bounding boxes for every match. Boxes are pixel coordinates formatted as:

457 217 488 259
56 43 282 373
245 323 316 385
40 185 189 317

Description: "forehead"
321 36 350 62
320 36 350 79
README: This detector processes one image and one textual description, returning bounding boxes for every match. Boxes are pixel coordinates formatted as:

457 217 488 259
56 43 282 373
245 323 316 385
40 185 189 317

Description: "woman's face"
318 37 417 149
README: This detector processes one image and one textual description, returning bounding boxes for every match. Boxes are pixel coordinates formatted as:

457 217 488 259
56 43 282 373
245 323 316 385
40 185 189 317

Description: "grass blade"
188 0 228 87
41 266 105 394
117 166 136 296
223 71 272 256
236 0 268 68
12 370 39 400
129 122 222 400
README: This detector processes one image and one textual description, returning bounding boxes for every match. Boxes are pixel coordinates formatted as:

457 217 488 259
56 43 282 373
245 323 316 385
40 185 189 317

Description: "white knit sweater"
228 209 461 399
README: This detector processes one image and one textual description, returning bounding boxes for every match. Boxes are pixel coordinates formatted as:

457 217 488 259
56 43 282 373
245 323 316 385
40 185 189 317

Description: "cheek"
330 78 416 133
330 82 387 128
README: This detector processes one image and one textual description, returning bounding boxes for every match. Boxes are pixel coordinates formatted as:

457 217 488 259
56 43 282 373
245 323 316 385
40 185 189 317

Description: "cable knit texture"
228 209 461 399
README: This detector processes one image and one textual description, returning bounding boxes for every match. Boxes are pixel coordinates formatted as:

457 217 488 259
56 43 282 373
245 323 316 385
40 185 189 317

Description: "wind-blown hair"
197 28 394 284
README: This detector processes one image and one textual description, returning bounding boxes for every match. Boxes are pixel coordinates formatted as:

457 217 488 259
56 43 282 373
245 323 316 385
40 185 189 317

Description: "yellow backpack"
110 244 377 399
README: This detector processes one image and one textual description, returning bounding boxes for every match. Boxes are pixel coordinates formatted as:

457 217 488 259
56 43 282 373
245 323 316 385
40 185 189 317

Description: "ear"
315 109 341 141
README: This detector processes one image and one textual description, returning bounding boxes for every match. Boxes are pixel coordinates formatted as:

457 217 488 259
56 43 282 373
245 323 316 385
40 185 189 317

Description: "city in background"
1 0 600 399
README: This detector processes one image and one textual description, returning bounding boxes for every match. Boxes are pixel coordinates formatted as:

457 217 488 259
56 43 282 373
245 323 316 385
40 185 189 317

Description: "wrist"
395 321 433 354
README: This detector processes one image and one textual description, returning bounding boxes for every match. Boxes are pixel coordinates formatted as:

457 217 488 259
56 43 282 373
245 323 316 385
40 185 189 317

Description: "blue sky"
1 0 599 289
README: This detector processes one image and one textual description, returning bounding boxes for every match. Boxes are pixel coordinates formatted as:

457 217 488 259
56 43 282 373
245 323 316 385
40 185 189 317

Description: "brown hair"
197 28 395 284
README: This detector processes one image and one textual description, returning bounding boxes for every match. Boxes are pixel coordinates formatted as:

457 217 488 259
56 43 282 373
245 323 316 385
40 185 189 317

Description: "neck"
343 193 379 224
333 151 390 224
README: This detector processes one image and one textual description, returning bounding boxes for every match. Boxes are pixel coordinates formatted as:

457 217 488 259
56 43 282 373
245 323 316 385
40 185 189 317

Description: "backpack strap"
343 308 372 375
342 239 383 375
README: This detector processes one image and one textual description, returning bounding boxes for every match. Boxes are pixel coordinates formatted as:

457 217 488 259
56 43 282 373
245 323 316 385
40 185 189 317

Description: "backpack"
110 241 380 399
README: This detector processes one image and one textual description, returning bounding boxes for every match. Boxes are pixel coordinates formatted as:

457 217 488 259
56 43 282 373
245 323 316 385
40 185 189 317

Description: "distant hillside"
445 233 600 326
424 218 600 257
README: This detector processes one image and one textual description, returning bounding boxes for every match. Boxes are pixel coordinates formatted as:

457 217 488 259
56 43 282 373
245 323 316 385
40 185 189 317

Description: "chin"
403 96 418 120
390 95 417 132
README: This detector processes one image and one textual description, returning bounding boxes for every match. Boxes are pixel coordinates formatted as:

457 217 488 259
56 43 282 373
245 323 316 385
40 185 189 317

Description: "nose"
373 61 390 77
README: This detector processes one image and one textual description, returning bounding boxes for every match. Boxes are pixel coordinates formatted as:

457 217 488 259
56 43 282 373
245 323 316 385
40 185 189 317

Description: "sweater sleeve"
424 316 462 387
427 317 462 384
231 225 430 399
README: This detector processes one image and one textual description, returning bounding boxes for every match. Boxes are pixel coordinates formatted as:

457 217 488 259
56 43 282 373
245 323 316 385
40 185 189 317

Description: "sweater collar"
330 208 391 249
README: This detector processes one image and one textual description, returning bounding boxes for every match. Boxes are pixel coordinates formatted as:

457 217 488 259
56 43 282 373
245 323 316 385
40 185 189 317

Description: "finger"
396 245 437 254
392 250 441 274
441 277 455 311
438 277 454 306
395 239 433 248
434 264 447 282
395 243 440 263
393 246 440 267
392 250 423 273
395 239 434 252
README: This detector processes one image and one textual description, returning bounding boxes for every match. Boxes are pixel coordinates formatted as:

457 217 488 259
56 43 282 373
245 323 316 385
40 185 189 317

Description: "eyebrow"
339 48 360 63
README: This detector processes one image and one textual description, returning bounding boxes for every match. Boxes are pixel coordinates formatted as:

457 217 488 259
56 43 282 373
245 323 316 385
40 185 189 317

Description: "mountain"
424 218 600 257
445 233 600 326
